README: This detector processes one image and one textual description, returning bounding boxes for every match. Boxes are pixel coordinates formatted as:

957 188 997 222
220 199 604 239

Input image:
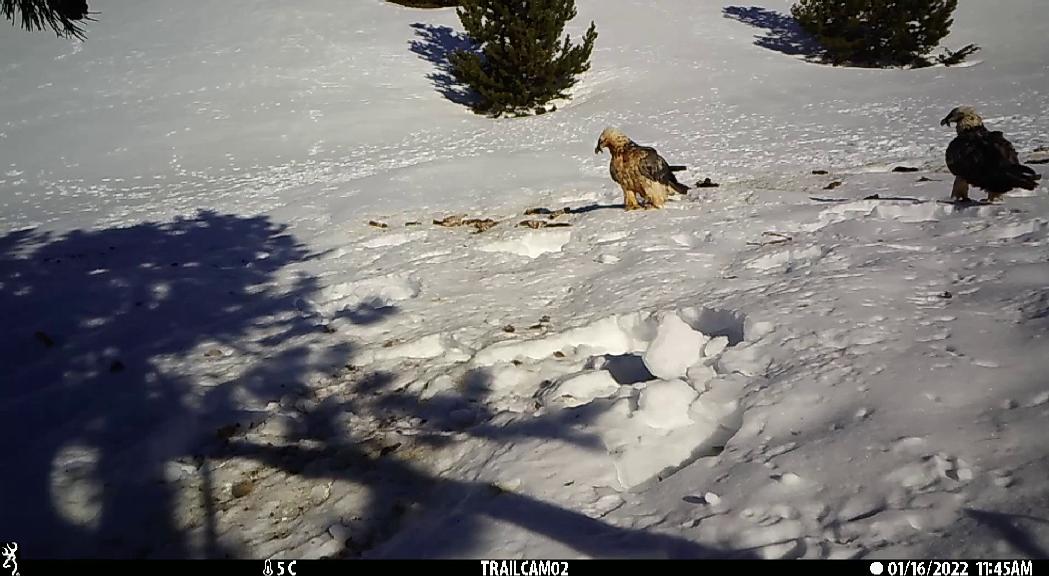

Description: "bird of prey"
595 128 690 211
940 106 1041 202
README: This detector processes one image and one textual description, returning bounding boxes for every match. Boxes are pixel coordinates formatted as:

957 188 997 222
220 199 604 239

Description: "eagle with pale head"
940 106 1041 202
595 128 689 211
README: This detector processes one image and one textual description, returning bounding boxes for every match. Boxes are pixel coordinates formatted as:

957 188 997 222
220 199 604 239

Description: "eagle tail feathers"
1019 164 1041 180
1006 164 1040 190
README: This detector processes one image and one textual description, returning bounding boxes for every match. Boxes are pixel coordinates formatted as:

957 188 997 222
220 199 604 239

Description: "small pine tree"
449 0 598 117
3 0 90 39
790 0 959 67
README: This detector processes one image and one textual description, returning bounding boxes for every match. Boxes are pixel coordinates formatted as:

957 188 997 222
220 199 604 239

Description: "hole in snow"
585 353 655 385
679 307 747 346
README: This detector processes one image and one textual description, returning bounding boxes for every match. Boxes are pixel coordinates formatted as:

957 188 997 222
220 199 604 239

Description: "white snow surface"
2 0 1049 561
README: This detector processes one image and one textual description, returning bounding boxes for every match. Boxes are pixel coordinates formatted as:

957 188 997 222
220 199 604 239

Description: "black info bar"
12 558 1042 576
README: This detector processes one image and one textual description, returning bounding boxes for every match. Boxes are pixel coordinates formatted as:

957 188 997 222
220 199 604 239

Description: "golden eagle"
595 128 689 211
940 106 1041 202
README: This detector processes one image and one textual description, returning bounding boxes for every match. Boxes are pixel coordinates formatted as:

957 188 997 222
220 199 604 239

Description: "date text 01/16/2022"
876 561 1033 576
481 561 568 576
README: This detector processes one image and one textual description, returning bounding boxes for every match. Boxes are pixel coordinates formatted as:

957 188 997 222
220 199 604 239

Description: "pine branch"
2 0 91 40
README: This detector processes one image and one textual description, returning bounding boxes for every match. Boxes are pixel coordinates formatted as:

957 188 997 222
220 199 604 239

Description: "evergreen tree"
449 0 598 117
790 0 959 67
3 0 90 40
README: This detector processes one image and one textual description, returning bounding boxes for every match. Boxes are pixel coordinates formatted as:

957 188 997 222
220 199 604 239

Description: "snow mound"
478 230 572 259
311 274 420 317
597 391 736 490
805 199 960 232
993 218 1047 241
472 312 654 366
362 333 449 363
746 245 828 272
642 312 709 380
50 444 103 530
704 336 730 358
636 379 698 430
468 305 757 491
539 370 622 408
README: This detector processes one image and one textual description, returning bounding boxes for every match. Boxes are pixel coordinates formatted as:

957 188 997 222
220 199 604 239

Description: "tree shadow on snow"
408 23 481 108
0 210 338 558
221 423 753 559
0 210 753 559
214 364 754 558
372 367 606 450
722 6 824 60
965 509 1049 559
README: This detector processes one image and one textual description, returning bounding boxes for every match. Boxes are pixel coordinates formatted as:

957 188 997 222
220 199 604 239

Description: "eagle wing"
987 131 1040 183
636 145 690 193
609 160 623 185
947 129 1040 193
987 130 1021 165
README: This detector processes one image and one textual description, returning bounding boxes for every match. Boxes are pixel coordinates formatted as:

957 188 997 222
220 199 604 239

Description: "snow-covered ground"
2 0 1048 560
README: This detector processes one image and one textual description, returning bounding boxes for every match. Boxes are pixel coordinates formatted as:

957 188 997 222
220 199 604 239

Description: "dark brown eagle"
595 128 689 211
940 106 1041 202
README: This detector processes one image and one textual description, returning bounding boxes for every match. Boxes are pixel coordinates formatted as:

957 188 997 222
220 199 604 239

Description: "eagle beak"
595 141 603 154
940 114 954 127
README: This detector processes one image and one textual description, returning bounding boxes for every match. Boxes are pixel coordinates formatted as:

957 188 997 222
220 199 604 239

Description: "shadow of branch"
0 210 340 559
220 435 753 559
965 509 1049 559
723 6 823 60
409 22 481 108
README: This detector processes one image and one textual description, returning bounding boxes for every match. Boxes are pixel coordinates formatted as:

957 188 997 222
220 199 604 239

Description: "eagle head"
595 127 629 154
941 106 983 131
